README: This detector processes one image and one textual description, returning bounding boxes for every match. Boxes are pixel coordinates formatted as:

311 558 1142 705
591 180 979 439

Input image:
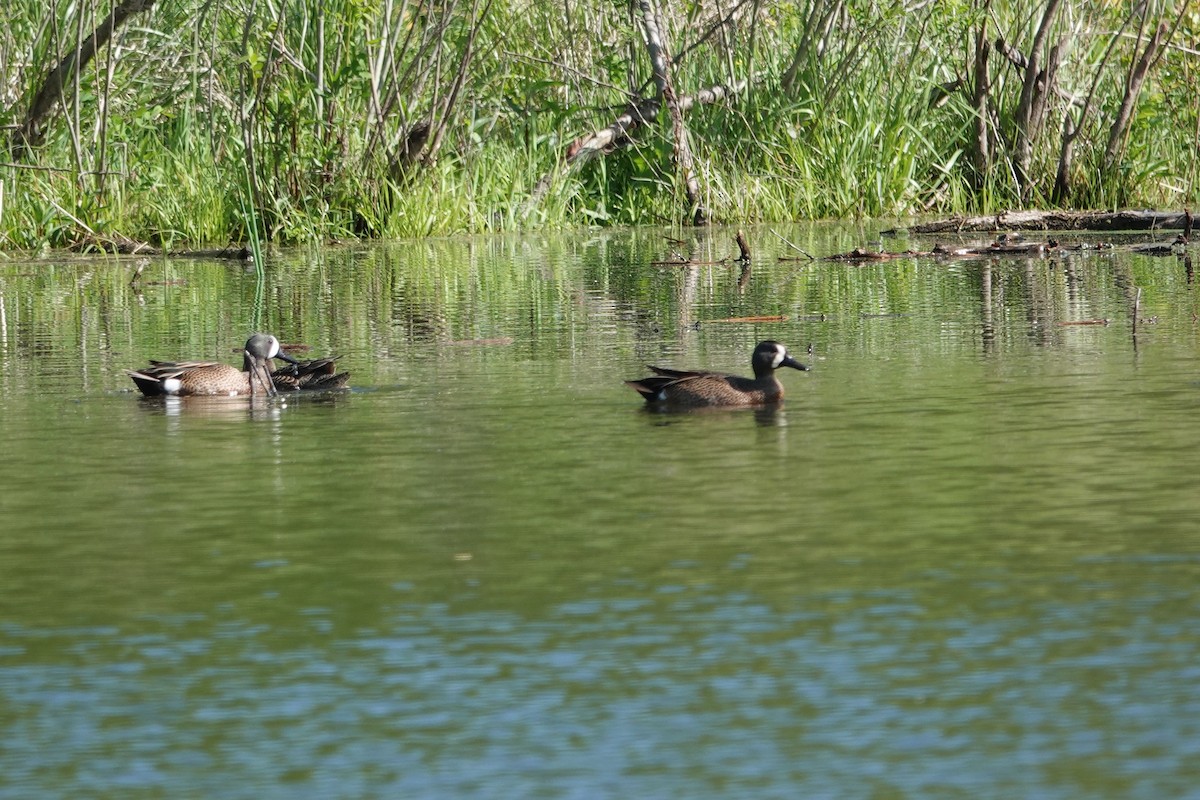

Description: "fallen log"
895 209 1190 234
1132 235 1188 256
71 233 160 255
826 232 1191 262
76 234 255 261
821 248 919 262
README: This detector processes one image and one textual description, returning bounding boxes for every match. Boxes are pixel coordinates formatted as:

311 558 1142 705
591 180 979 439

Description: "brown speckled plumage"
127 334 348 397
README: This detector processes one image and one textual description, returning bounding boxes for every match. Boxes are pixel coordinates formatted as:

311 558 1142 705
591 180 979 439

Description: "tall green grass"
0 0 1196 250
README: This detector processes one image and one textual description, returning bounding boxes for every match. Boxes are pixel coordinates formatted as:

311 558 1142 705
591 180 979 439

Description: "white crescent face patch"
770 344 787 368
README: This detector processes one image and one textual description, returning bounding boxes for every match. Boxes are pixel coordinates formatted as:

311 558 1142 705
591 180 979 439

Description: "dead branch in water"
735 230 751 261
823 248 920 263
706 315 787 323
770 229 815 262
649 231 758 267
823 224 1196 263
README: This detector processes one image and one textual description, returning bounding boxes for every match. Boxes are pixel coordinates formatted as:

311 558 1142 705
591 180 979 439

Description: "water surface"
2 226 1199 798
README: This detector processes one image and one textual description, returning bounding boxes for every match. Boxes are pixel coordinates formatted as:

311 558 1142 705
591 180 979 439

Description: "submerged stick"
706 315 787 323
128 260 147 287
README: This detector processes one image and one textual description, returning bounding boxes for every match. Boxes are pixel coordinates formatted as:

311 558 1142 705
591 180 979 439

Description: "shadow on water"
2 225 1200 798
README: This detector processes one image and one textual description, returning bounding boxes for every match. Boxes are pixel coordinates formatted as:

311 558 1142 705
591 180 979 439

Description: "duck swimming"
127 333 348 397
626 340 808 408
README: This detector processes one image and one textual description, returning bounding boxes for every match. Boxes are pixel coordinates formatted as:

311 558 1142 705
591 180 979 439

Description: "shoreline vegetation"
1 1 1197 252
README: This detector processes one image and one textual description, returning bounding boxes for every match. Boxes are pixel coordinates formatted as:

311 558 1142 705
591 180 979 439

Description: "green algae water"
2 226 1200 798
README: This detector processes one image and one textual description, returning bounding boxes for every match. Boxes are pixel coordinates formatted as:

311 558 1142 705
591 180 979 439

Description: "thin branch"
10 0 158 158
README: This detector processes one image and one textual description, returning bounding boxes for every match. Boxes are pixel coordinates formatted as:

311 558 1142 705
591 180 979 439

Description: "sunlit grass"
0 0 1196 249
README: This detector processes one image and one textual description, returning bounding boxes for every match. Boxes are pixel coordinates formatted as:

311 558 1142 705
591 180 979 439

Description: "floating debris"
447 337 515 346
822 248 918 262
1133 235 1188 257
706 315 787 323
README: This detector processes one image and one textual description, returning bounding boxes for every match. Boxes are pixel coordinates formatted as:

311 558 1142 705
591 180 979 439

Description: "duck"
270 355 350 392
626 340 808 407
127 333 348 397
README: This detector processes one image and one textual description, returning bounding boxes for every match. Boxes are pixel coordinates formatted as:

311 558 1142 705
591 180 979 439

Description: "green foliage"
0 0 1196 249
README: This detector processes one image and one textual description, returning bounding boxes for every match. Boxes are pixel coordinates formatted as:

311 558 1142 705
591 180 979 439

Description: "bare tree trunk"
424 0 494 165
638 0 708 225
1052 16 1124 203
780 0 842 96
970 6 990 189
1010 0 1062 200
1104 17 1171 173
9 0 158 158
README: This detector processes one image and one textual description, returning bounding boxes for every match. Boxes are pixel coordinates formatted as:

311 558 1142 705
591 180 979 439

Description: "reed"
0 0 1196 249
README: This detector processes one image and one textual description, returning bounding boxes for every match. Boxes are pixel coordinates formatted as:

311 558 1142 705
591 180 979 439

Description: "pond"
2 224 1199 798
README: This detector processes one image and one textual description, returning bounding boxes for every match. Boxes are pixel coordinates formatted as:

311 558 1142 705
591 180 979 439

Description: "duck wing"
143 359 224 374
125 360 227 396
646 365 731 379
626 371 765 406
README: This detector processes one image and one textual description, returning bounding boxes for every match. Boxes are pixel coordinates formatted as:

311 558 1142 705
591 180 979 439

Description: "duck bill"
248 355 278 397
782 356 809 371
275 349 301 367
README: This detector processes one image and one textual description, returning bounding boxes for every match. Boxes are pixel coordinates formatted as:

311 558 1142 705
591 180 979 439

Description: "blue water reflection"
4 565 1199 799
